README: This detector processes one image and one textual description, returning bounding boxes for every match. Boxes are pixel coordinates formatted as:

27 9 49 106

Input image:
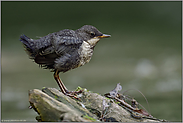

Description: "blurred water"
1 1 181 122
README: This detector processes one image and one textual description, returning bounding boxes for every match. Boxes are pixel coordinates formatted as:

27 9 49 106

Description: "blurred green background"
1 1 182 122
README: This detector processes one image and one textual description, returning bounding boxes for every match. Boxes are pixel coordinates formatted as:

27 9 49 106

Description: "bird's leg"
53 70 82 97
54 70 68 94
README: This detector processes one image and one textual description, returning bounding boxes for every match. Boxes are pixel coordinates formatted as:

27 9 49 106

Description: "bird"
20 25 111 97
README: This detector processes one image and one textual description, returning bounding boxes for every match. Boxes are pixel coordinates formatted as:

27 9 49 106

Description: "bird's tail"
20 34 36 58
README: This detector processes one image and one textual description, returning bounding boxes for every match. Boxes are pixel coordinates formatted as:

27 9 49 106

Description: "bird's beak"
98 34 111 38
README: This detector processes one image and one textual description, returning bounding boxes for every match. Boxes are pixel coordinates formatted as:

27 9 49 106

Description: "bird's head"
76 25 111 46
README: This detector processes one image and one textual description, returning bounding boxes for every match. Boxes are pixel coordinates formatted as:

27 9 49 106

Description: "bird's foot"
64 90 83 100
66 89 83 95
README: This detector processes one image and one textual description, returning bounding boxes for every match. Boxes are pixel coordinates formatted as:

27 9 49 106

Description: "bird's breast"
78 41 93 67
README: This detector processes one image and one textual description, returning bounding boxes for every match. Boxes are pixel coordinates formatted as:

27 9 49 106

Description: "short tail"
20 34 36 58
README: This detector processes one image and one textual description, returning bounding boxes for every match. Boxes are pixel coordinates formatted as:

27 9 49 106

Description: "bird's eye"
90 32 95 36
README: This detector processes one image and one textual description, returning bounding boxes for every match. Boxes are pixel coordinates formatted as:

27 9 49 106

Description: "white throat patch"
77 37 101 67
78 41 93 67
87 37 100 46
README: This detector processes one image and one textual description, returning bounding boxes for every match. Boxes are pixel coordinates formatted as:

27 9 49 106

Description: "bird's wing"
34 30 83 69
52 29 83 55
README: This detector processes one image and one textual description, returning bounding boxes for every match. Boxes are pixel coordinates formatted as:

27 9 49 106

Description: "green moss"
82 114 97 122
54 95 58 100
116 101 120 104
105 97 111 100
42 87 46 89
75 86 83 91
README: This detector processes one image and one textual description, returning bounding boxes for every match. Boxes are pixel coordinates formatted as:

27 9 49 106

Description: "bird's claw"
63 90 83 101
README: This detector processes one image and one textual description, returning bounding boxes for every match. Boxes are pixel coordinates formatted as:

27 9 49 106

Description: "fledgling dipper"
20 25 111 97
